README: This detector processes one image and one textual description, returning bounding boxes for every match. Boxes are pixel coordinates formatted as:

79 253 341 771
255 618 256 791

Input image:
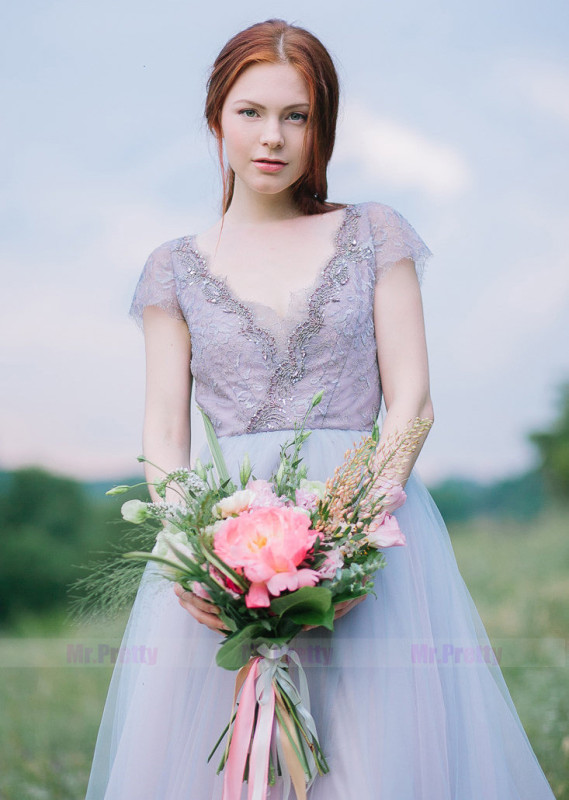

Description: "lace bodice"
129 201 432 436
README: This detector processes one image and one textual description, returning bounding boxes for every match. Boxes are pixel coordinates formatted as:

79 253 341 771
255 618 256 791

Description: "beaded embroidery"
131 200 431 438
176 240 278 364
176 204 375 433
247 204 374 432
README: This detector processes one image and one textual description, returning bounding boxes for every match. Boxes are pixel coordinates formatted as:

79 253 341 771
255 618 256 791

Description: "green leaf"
269 586 332 618
123 551 200 577
199 406 231 485
331 589 368 604
198 542 249 591
216 624 264 670
289 603 335 631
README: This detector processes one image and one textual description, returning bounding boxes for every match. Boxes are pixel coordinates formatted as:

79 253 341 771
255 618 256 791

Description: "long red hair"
205 19 345 216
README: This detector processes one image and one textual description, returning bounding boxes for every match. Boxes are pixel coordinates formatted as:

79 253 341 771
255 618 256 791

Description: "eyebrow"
232 100 310 110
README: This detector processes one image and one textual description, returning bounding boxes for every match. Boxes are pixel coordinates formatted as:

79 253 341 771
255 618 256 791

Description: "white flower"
121 499 149 524
147 501 186 522
176 469 208 494
299 478 326 500
213 489 256 518
292 506 312 518
152 529 195 577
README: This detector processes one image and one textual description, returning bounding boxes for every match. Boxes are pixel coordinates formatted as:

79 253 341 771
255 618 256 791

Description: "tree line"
1 383 568 625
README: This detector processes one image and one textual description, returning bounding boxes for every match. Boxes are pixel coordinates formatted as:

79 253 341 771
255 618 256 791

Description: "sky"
1 0 568 484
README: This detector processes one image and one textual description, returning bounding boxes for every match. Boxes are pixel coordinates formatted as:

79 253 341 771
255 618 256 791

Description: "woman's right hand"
173 583 230 632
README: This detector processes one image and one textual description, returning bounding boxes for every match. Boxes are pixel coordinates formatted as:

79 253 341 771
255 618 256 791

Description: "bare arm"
140 305 229 631
373 258 434 482
309 259 434 630
141 305 192 502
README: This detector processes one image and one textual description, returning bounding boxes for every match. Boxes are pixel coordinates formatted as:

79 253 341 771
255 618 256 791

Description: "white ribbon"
254 643 321 798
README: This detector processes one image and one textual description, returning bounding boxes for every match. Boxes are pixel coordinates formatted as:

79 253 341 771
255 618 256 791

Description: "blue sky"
1 0 568 482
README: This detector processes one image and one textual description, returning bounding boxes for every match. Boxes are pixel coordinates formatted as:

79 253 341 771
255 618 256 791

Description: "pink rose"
213 506 320 608
372 478 406 514
192 581 212 601
366 513 407 548
316 549 344 580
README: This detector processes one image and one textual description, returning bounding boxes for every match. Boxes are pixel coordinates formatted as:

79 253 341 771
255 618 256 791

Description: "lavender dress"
86 201 555 799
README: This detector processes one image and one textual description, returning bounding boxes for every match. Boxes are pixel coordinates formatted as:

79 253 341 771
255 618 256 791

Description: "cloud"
333 99 473 200
497 56 569 127
0 143 216 479
444 200 569 376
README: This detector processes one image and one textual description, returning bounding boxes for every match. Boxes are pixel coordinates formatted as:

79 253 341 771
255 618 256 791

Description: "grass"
0 511 567 799
449 508 569 800
0 614 126 800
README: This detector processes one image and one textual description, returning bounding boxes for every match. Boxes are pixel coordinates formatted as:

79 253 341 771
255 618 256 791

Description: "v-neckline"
187 204 354 322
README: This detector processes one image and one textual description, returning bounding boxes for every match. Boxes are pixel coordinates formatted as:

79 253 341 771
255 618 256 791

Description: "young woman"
86 19 556 799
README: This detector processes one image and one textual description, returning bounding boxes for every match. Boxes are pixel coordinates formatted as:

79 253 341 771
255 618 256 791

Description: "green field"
0 511 567 799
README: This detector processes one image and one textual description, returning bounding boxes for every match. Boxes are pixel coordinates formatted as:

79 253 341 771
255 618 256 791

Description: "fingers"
173 583 229 632
333 595 366 620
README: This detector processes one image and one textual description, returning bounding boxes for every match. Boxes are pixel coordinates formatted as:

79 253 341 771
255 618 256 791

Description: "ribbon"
222 657 260 800
222 644 325 800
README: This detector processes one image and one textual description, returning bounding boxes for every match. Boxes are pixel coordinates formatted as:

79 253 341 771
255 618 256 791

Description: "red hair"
205 19 345 216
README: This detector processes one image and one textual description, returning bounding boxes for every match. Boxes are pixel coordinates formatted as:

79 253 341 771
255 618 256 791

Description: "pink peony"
366 513 407 548
246 479 286 508
213 506 320 608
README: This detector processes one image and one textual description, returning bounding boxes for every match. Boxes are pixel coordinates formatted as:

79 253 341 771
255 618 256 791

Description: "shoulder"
144 235 191 262
353 201 432 284
353 200 413 229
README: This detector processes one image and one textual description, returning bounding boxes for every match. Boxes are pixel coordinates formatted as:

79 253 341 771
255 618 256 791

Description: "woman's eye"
238 109 307 122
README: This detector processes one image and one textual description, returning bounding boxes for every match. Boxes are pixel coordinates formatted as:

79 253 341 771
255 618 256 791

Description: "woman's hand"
174 582 367 634
302 594 367 632
173 583 230 632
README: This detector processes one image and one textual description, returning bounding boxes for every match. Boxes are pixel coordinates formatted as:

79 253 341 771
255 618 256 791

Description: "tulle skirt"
85 428 555 799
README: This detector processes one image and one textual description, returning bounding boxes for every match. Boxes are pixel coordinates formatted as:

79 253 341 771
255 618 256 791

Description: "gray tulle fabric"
86 201 555 799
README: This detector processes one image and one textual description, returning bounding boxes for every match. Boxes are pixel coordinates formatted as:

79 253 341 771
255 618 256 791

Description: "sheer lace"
129 201 433 437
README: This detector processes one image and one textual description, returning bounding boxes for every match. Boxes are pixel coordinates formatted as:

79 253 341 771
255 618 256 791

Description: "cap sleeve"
129 241 186 330
366 201 433 286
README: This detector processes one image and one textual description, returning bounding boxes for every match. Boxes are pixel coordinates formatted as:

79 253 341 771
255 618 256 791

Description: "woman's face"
220 61 312 200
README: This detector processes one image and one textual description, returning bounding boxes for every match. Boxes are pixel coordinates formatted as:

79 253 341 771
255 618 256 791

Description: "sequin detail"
247 204 374 432
175 239 277 364
128 200 432 438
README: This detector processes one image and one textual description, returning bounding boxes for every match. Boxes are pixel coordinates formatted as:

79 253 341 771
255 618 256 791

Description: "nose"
260 116 284 150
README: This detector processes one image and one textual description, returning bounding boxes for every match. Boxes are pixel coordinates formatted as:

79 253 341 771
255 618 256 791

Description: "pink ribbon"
248 674 276 800
222 657 260 800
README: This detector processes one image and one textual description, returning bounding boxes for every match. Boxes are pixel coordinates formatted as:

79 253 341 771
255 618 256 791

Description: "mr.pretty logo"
411 643 502 665
67 643 157 665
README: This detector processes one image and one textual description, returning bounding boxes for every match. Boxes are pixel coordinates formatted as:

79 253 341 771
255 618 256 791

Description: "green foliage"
0 467 148 625
0 513 566 798
450 510 569 799
530 381 569 499
429 470 546 524
270 585 334 629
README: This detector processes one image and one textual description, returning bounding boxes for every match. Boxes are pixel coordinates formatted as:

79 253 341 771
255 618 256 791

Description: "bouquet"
106 392 432 800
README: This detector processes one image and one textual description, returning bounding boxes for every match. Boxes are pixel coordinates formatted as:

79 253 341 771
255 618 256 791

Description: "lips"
254 159 287 165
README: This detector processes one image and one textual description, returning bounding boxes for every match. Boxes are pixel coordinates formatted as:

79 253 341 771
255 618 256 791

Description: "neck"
223 180 302 225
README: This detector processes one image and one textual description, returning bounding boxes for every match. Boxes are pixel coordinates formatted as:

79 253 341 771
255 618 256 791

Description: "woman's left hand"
173 583 230 632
